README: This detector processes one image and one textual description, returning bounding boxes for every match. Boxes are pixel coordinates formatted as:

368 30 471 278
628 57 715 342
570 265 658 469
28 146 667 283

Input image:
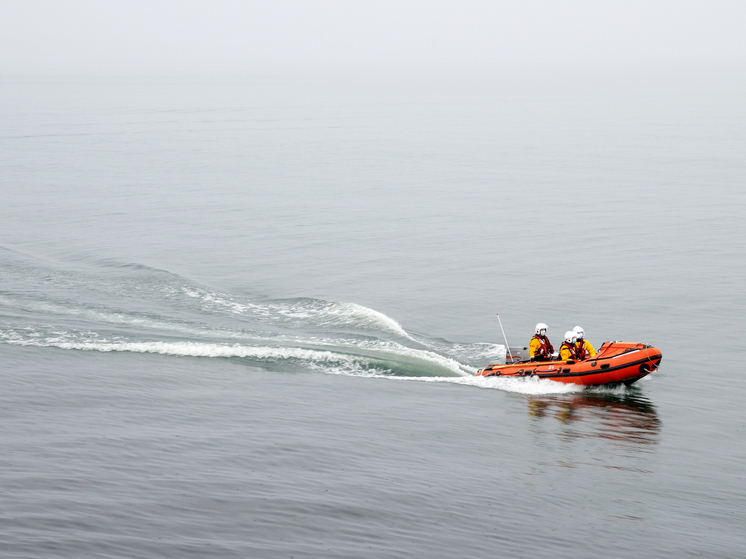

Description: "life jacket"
532 335 554 360
560 341 579 361
575 339 589 360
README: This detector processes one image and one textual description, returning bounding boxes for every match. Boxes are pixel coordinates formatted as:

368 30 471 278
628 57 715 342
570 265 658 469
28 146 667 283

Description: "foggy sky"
2 0 745 74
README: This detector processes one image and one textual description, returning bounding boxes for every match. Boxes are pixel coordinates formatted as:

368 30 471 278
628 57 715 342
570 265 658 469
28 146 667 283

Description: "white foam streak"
180 287 414 339
1 330 468 373
326 302 413 339
7 338 363 363
382 374 585 394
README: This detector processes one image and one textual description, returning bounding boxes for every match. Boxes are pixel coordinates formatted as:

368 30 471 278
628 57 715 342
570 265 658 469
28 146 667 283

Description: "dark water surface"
1 65 745 557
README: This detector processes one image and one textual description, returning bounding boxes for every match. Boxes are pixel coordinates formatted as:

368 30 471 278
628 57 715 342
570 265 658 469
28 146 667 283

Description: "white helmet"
564 331 576 344
573 326 584 339
535 323 548 336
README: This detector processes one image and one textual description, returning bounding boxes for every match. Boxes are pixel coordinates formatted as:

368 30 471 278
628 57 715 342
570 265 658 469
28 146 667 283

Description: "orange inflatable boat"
476 341 662 386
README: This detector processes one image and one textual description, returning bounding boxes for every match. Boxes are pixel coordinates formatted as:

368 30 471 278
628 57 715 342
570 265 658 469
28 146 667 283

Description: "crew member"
573 326 597 360
529 323 554 361
559 331 578 361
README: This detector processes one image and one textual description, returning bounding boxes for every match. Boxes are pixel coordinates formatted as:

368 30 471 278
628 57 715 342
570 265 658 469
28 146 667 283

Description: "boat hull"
476 342 662 386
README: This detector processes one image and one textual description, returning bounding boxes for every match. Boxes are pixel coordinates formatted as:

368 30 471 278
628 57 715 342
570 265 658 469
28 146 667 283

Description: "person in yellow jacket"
559 331 579 361
529 323 554 361
573 326 597 360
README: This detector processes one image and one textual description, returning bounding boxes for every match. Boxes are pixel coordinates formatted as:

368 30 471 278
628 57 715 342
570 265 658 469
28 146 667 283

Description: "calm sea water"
1 63 745 558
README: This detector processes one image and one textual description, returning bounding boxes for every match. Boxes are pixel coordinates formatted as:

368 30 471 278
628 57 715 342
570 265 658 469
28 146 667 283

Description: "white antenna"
497 314 514 362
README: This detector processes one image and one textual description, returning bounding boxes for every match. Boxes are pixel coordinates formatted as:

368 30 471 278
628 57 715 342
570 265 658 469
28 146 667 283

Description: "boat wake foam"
0 325 478 377
372 374 586 394
0 251 620 393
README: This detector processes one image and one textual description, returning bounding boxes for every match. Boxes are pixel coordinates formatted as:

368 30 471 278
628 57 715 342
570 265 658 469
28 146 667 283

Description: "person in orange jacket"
529 323 554 361
559 331 579 361
573 326 597 360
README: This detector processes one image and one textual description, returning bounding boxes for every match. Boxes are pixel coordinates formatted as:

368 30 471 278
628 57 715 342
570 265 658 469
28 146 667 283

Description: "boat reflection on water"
525 389 661 446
